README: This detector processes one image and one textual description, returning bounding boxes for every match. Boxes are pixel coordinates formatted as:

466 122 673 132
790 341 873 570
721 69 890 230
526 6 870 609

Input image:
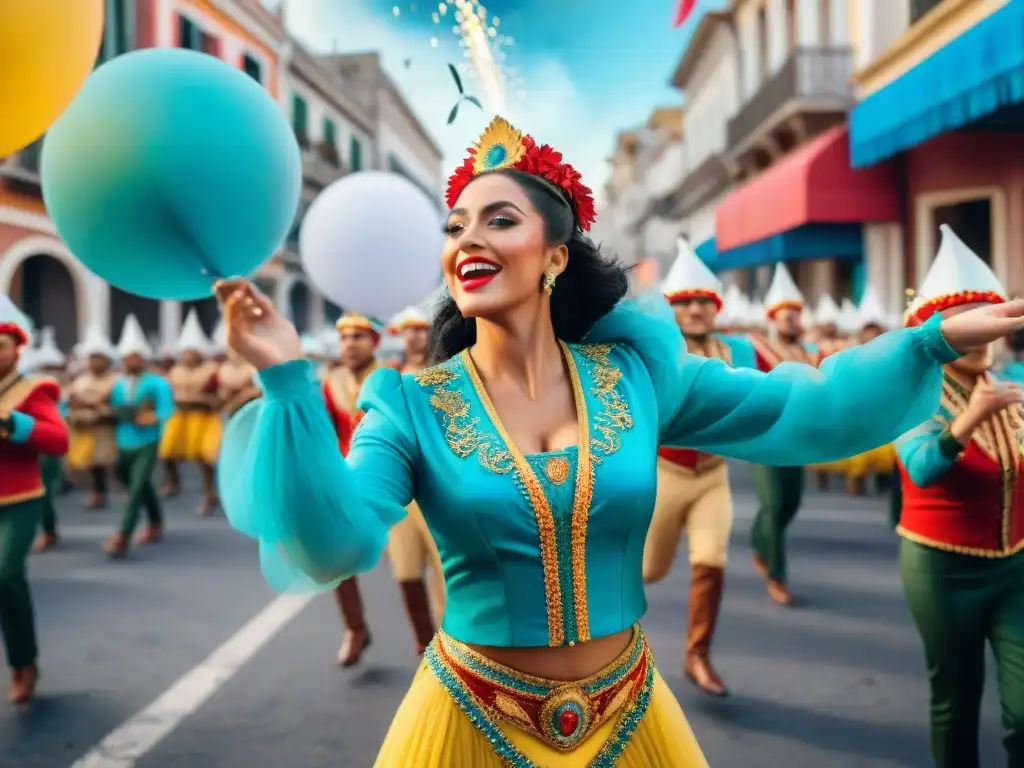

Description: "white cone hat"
177 309 210 355
661 237 723 304
763 263 804 316
116 314 153 359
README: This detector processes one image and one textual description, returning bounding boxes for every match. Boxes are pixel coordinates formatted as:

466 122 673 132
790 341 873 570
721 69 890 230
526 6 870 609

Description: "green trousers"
115 443 162 536
39 455 63 536
0 498 41 668
900 539 1024 767
751 465 805 583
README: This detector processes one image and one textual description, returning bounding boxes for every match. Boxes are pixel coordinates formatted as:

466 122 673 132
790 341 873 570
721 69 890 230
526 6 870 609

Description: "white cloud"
276 0 615 203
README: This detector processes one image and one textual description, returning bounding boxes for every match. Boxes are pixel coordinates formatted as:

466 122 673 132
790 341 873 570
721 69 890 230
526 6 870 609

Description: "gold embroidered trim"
418 342 631 646
459 344 591 646
0 487 45 506
439 625 643 693
413 365 515 474
544 457 570 485
0 375 51 414
494 691 532 724
576 344 633 462
896 525 1024 559
941 373 1021 552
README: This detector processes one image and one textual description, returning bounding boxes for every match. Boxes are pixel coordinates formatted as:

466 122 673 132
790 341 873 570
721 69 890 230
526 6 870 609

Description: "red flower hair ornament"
445 116 597 232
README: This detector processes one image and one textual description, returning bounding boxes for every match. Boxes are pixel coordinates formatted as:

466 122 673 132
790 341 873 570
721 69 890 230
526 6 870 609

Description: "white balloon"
299 172 443 320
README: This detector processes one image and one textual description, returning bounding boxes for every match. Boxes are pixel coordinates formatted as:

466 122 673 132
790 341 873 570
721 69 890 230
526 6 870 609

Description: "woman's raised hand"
940 299 1024 354
213 278 301 370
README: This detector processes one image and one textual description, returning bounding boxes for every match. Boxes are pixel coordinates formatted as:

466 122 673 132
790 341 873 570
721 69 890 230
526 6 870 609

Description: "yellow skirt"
809 457 852 474
158 410 222 464
67 425 117 470
844 443 896 478
375 629 708 767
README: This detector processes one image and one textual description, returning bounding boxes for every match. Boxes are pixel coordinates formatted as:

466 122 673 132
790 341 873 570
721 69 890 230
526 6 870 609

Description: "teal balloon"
42 48 301 300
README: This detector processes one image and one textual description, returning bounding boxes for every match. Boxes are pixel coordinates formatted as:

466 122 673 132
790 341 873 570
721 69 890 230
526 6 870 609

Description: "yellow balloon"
0 0 105 157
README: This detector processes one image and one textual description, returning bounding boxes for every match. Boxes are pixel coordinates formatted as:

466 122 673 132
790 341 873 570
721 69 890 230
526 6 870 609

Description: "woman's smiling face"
442 173 552 319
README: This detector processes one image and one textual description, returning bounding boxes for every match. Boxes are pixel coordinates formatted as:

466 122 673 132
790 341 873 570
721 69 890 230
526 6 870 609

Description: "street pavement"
0 464 1004 768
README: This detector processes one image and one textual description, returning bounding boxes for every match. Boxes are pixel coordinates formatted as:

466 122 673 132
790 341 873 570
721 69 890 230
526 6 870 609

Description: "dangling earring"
543 272 557 296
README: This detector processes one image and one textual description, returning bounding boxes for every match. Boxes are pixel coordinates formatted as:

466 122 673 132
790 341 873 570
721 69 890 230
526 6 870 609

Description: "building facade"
0 0 287 349
277 40 375 333
613 0 914 313
0 0 442 351
850 0 1024 301
663 8 740 286
321 52 445 202
625 108 687 282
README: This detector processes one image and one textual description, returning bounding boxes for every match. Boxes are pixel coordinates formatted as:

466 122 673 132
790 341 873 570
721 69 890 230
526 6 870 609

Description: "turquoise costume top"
996 360 1024 386
893 403 960 488
110 373 174 449
219 293 958 648
719 334 757 369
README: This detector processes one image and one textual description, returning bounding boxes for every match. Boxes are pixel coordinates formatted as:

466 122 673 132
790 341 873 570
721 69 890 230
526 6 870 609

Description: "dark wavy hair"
428 169 629 362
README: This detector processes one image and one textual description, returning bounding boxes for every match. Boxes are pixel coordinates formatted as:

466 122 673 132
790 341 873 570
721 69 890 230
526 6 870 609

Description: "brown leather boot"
32 532 58 554
684 565 728 697
333 577 371 667
136 524 163 545
399 579 436 655
8 666 39 704
103 532 129 558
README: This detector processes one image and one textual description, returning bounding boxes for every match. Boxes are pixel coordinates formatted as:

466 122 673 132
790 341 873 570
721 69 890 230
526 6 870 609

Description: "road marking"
70 593 314 768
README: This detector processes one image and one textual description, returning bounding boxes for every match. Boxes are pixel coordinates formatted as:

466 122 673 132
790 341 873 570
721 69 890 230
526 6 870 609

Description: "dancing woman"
215 117 1024 766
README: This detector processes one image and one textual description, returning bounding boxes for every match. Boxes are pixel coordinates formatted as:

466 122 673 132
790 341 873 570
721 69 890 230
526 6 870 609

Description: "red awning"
715 126 900 251
673 0 697 26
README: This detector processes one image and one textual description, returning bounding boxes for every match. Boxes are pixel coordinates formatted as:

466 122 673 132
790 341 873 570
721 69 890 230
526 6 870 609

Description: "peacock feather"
472 116 526 175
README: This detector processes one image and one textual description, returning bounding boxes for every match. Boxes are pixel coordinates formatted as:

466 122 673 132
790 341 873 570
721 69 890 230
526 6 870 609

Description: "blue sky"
275 0 700 203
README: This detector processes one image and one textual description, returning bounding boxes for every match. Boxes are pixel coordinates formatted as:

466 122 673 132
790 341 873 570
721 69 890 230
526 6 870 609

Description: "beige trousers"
388 501 446 623
643 459 733 582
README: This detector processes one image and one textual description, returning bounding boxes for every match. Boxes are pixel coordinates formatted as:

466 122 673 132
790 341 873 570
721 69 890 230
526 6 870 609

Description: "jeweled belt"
425 626 654 763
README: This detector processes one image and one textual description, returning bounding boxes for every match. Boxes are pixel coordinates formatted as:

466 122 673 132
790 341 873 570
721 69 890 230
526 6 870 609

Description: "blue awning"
850 0 1024 168
713 223 863 271
694 237 717 267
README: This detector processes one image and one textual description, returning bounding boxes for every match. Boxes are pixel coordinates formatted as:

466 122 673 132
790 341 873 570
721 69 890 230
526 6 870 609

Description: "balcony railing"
663 153 731 219
301 147 345 189
727 47 854 153
0 138 42 185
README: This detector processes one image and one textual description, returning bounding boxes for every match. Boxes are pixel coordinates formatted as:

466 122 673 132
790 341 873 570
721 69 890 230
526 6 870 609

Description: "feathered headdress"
445 116 597 231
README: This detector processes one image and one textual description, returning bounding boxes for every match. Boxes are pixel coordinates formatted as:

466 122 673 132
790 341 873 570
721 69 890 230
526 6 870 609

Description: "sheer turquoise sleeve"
586 291 960 465
218 359 416 592
894 416 959 487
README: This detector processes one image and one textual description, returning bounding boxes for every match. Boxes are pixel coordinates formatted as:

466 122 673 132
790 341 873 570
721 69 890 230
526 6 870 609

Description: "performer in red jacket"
0 308 69 704
896 226 1024 768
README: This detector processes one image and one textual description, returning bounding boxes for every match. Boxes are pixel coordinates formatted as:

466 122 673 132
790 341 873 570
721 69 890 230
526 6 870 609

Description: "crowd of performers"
2 152 1024 767
0 297 447 703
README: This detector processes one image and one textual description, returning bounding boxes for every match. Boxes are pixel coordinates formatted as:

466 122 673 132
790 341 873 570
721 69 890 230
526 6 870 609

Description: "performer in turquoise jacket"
214 116 1024 767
